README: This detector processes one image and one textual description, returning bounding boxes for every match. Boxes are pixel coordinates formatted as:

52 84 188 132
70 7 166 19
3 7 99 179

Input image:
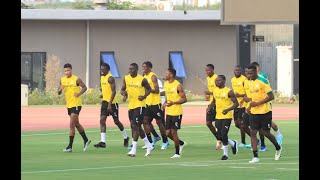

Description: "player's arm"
222 90 239 115
57 79 63 95
107 76 116 112
250 84 274 107
207 97 216 113
204 87 213 95
120 78 127 102
75 77 87 97
139 78 151 101
99 86 103 98
161 96 167 111
150 75 159 94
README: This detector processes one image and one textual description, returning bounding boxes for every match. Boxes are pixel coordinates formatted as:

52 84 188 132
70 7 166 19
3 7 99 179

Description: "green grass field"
22 120 298 180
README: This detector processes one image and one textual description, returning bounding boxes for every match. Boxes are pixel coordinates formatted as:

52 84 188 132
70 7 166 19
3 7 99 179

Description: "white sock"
143 137 153 148
101 133 106 143
223 145 228 156
228 139 235 147
276 129 282 137
122 130 128 139
131 141 137 154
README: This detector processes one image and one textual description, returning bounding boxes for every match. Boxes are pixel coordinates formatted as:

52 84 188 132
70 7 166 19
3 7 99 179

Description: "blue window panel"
101 52 120 78
169 52 187 78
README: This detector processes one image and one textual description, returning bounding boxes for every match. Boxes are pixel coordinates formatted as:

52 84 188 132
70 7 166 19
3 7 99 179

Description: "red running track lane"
21 106 299 131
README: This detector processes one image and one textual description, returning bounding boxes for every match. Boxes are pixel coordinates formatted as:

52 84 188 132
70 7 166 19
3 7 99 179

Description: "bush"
81 87 101 105
29 88 53 105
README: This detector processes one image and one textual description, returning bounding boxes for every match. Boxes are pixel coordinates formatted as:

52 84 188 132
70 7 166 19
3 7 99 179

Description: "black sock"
162 135 168 143
147 133 153 143
214 134 219 140
261 138 265 146
275 144 281 150
179 140 184 146
80 131 88 142
175 145 179 155
151 129 159 137
253 150 258 158
241 137 246 144
68 136 74 147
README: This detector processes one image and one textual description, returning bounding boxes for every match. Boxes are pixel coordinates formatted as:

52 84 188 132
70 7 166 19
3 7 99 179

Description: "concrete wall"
21 20 87 81
21 20 237 94
89 20 237 94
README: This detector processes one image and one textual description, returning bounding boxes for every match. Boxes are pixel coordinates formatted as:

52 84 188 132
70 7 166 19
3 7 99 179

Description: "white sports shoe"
145 146 154 156
127 150 136 157
83 139 91 152
171 154 181 158
179 143 185 155
141 145 147 149
249 157 259 163
275 146 282 160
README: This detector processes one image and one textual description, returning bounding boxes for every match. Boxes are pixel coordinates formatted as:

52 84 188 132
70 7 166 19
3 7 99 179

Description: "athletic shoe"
145 145 154 156
179 142 185 155
221 155 228 160
275 146 282 160
83 139 91 151
63 146 72 152
232 140 238 154
124 137 130 147
128 144 133 150
259 146 267 152
245 144 252 148
238 143 246 148
276 135 283 145
93 142 106 148
161 141 170 150
249 157 259 163
127 151 136 157
170 154 181 158
152 136 161 146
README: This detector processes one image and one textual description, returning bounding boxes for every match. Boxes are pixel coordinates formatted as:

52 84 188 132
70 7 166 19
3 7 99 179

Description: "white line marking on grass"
22 156 298 174
21 129 129 137
229 166 256 169
277 168 299 171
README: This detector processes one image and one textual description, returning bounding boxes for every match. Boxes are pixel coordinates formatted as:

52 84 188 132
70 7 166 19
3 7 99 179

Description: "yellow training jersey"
125 74 146 110
231 75 246 108
213 86 233 119
207 74 218 104
101 73 117 104
144 72 161 106
61 75 82 108
243 79 251 108
249 79 272 114
164 80 183 116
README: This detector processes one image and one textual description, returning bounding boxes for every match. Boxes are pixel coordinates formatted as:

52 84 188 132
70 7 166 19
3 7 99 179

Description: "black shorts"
249 111 272 130
241 112 250 126
206 105 216 122
234 107 245 120
67 106 82 115
166 115 182 130
145 104 163 122
100 101 119 118
128 107 145 125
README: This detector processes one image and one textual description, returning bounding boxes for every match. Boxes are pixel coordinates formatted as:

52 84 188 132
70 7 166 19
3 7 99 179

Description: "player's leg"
171 115 184 158
73 106 91 151
236 108 247 147
94 101 107 148
153 104 168 147
142 107 153 144
111 103 129 147
63 108 74 152
206 106 219 146
249 114 260 163
271 119 283 145
241 112 253 148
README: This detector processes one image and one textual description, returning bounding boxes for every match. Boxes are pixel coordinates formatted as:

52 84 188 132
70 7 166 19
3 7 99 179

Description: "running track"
21 106 299 131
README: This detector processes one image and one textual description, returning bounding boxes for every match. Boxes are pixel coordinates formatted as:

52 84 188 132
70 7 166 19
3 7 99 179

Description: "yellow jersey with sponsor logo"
164 80 183 116
243 79 252 109
101 73 117 104
249 79 272 114
125 74 146 110
231 75 246 108
213 86 233 119
207 74 218 104
144 72 161 105
61 75 82 108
